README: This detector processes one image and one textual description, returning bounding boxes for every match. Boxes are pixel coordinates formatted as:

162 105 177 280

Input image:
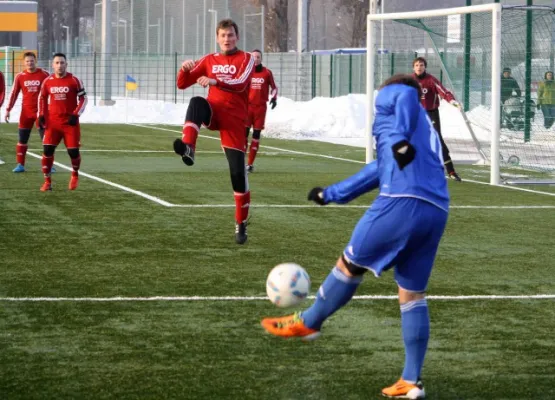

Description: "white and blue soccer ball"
266 263 311 308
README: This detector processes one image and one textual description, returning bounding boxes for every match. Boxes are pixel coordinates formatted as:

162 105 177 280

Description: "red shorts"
43 120 81 148
19 112 40 130
205 102 247 152
246 104 268 130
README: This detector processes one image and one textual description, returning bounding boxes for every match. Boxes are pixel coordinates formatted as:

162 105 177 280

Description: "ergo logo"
24 80 41 87
251 77 265 84
212 65 237 74
50 86 70 94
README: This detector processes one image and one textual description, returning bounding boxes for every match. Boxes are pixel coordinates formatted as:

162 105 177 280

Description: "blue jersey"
323 84 450 212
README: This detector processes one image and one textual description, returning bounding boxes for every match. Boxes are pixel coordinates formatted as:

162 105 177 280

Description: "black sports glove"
392 139 416 170
38 116 46 129
308 187 327 206
68 115 78 126
270 98 277 110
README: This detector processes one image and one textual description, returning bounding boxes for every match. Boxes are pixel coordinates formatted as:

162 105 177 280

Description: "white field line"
26 152 174 207
136 124 555 197
28 149 297 155
1 294 554 302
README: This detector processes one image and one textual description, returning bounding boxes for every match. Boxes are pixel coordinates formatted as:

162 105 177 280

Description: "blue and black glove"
308 187 327 206
392 140 416 170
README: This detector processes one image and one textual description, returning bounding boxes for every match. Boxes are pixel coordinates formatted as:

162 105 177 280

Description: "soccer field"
1 123 555 400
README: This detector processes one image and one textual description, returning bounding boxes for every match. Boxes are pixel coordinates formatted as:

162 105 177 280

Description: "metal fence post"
311 53 316 98
348 54 353 94
93 52 97 106
174 52 178 104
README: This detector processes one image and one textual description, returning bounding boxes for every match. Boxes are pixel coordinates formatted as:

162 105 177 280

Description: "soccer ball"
266 263 311 308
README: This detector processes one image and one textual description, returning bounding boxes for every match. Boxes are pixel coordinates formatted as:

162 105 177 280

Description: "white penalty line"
1 294 554 302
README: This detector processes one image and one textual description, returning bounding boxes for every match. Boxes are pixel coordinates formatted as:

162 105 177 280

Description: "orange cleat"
381 378 425 399
40 178 52 192
68 175 79 190
261 312 321 341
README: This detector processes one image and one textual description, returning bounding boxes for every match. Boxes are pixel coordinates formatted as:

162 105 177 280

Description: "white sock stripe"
400 299 428 313
332 266 363 284
184 122 200 132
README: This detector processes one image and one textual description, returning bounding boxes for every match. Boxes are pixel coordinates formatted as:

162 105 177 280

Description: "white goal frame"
366 3 502 185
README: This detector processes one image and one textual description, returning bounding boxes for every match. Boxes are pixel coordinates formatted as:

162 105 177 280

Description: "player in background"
245 49 277 173
261 74 450 400
412 57 462 182
173 19 254 245
38 53 87 192
5 52 50 173
0 70 5 165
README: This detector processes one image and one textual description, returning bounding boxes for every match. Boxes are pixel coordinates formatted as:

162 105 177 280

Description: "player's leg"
247 106 267 172
224 146 250 244
64 125 82 190
13 128 31 172
382 201 448 400
174 96 212 166
40 132 57 192
428 109 460 181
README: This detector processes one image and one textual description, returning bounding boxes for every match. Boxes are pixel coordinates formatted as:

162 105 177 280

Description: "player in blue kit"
261 74 450 399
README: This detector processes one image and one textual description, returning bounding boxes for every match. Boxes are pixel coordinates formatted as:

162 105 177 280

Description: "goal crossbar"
366 3 502 185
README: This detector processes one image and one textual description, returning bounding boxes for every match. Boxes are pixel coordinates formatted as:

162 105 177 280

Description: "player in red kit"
38 53 87 192
0 70 5 165
5 52 50 173
412 57 462 181
245 49 278 173
173 19 254 244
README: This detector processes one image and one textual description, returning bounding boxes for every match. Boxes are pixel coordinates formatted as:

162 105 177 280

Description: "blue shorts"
343 196 448 292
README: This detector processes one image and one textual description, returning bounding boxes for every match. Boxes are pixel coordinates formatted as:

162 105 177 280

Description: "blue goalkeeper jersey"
323 83 450 212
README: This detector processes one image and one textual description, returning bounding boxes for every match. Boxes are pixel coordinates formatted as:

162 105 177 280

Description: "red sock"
248 139 259 166
234 191 251 224
71 156 81 173
41 155 54 176
182 121 199 150
16 143 28 165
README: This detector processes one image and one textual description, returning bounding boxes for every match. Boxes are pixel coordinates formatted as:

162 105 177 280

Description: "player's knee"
67 148 80 159
230 168 246 192
252 129 261 140
338 255 367 277
43 145 56 157
398 286 426 304
18 129 32 144
186 96 211 126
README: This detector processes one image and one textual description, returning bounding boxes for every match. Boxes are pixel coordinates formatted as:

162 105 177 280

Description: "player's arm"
177 57 207 90
432 75 457 105
215 54 255 92
0 72 5 108
268 70 278 109
38 80 48 127
6 74 21 113
69 77 87 125
308 161 380 205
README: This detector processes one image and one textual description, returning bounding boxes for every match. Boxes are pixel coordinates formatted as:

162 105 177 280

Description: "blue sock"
400 299 430 383
301 266 362 330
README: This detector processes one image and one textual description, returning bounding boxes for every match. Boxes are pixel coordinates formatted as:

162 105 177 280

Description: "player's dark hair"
217 19 239 36
52 52 67 60
380 74 423 99
412 57 427 68
23 52 36 59
252 49 262 54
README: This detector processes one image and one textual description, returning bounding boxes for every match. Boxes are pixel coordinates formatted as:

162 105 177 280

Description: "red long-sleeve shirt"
248 66 277 106
177 49 254 117
413 72 455 111
7 68 50 116
0 71 5 108
39 73 87 122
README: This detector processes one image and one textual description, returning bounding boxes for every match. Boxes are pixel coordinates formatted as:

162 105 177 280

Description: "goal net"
367 3 555 185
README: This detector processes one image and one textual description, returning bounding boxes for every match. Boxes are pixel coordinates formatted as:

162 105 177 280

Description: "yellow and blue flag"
125 75 138 91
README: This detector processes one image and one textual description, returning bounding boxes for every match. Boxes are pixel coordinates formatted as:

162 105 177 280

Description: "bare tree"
241 0 289 52
334 0 369 47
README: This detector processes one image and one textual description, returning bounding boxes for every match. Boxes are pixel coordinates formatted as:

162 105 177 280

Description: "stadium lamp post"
208 9 218 53
196 14 200 54
243 7 265 51
61 25 70 56
119 19 128 54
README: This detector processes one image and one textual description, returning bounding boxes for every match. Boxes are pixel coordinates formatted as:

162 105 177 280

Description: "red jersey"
413 72 455 111
7 68 50 115
177 49 254 117
248 66 278 106
39 72 87 121
0 71 5 108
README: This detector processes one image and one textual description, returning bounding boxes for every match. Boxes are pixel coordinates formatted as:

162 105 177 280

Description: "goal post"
366 3 502 184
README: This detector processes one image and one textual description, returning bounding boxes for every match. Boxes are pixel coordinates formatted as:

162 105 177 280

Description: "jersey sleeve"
177 56 208 90
268 69 278 99
73 76 88 116
38 80 48 116
323 161 380 204
6 73 22 112
215 54 254 93
432 75 455 102
0 72 5 107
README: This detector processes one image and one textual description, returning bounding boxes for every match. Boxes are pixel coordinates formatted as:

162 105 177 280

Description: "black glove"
68 115 78 126
38 116 46 129
270 98 277 110
392 140 416 170
308 187 327 206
